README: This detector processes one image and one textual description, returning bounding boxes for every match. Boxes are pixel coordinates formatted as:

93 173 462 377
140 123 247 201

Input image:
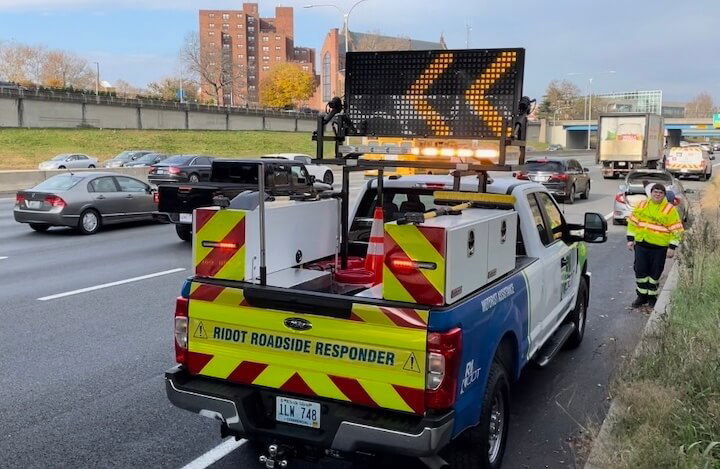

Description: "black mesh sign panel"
344 48 525 139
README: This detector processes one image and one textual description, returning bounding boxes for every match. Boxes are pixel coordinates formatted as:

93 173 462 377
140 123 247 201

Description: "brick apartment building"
313 28 446 109
199 4 316 106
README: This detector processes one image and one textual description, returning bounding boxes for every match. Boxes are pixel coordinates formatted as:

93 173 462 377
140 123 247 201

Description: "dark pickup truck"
155 159 332 241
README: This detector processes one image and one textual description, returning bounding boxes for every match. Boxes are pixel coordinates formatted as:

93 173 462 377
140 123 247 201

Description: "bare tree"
180 31 245 105
147 77 198 102
39 50 94 89
114 80 144 98
685 92 715 118
352 31 412 52
0 42 45 84
538 80 584 121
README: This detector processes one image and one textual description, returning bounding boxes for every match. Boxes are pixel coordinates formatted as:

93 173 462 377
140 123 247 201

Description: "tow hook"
259 444 289 468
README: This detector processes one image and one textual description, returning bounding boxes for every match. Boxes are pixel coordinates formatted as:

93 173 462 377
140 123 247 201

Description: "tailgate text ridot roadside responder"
211 326 395 366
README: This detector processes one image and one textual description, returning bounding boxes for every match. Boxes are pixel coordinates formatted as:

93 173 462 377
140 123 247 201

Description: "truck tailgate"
158 184 218 214
185 281 428 414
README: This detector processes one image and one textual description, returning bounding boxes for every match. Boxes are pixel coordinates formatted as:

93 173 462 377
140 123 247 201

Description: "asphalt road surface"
0 154 712 469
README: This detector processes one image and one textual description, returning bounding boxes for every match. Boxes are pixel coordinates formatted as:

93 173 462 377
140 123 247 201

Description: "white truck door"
523 191 578 355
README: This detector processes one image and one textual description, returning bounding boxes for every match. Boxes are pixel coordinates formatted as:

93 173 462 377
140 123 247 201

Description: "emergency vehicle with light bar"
165 48 609 469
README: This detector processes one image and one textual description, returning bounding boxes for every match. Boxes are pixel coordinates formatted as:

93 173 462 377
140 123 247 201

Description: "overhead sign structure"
344 48 525 140
714 113 720 129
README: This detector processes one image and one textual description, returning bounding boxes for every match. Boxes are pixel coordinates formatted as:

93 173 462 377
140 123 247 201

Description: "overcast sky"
0 0 717 103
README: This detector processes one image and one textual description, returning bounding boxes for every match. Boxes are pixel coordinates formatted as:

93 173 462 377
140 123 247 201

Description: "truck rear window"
211 163 260 184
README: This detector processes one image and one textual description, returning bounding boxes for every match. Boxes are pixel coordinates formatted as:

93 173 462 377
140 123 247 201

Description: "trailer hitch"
259 444 289 468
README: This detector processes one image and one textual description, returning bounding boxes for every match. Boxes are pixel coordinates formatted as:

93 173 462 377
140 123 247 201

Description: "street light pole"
93 62 100 96
304 0 369 54
567 70 616 151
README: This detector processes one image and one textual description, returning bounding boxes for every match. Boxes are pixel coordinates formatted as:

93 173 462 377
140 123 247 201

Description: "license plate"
681 169 689 173
27 201 41 209
618 162 627 167
532 176 549 182
156 169 167 174
179 213 192 224
275 396 321 428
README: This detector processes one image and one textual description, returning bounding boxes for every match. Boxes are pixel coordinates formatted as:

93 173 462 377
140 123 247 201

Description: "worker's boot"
647 296 657 308
631 294 647 308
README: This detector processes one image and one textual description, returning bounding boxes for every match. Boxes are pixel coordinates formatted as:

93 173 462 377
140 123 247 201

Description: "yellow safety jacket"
627 198 684 248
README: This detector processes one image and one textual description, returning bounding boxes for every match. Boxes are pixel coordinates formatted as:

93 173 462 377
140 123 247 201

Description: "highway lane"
0 159 709 469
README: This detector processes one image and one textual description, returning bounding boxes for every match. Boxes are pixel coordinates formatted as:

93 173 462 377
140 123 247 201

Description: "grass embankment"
594 180 720 468
0 129 333 169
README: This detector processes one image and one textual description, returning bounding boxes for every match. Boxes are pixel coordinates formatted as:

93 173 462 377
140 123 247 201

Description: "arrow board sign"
345 48 525 140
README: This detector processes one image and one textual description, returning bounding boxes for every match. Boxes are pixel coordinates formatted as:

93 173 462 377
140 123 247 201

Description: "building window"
302 65 309 71
275 36 281 41
262 46 269 52
209 13 215 18
249 85 256 91
262 36 269 42
237 34 243 39
210 42 216 47
248 16 255 23
263 56 270 61
249 46 255 52
249 75 256 81
276 56 281 61
223 43 230 49
322 52 331 102
275 46 281 50
237 54 244 59
208 31 215 36
248 26 255 33
237 13 242 18
209 23 215 28
222 13 229 20
263 65 270 71
222 23 229 29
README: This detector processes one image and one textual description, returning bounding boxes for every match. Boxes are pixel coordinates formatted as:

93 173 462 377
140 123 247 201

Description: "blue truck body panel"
428 270 530 436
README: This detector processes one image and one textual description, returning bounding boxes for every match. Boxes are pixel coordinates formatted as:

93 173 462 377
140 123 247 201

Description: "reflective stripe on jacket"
627 198 684 248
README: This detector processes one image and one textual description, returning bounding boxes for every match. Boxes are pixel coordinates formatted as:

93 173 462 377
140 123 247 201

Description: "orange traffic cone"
364 207 385 285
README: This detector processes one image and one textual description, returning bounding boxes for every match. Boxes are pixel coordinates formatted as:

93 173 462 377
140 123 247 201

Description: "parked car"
38 154 98 170
14 172 157 234
262 153 335 185
712 142 720 153
515 158 590 203
104 150 154 168
125 153 168 167
612 169 688 225
148 155 214 184
547 144 563 152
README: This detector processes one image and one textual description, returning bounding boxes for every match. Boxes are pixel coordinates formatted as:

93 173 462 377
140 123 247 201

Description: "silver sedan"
38 154 99 170
612 170 688 225
14 172 157 234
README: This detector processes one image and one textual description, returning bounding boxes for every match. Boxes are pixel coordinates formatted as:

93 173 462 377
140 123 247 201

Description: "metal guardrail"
0 87 318 119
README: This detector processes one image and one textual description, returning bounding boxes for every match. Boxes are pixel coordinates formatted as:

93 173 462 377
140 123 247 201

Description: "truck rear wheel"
444 360 510 469
176 224 192 242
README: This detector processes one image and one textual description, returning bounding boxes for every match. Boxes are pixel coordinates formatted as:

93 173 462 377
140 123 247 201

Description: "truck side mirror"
583 212 607 243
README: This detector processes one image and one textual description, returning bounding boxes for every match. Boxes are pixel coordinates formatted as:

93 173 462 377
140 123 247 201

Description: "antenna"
465 21 472 48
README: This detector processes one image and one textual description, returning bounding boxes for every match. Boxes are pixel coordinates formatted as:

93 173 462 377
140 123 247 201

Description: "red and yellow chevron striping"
193 208 247 281
185 281 430 414
383 223 446 305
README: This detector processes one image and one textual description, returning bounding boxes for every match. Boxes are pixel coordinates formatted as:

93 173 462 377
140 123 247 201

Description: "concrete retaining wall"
0 167 150 193
141 108 186 130
188 111 227 130
0 95 315 132
85 104 138 129
0 98 18 127
229 114 264 131
23 101 83 128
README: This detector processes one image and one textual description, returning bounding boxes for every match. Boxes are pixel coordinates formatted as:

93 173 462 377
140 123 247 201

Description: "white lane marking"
0 256 8 260
180 438 247 469
604 212 613 221
713 162 720 167
37 268 185 301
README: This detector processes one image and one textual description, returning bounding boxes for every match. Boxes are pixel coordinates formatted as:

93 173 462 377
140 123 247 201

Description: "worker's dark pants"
634 244 667 299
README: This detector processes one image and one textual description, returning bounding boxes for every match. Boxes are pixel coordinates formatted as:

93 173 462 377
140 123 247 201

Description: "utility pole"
466 22 472 48
93 62 100 96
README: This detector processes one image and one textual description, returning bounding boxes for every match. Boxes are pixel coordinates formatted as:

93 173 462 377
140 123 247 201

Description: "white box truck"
597 113 665 179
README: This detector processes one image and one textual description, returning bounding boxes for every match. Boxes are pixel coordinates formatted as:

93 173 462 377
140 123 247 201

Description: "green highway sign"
714 113 720 129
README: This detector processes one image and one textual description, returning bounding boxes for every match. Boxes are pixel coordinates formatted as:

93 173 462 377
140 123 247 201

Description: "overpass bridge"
540 117 717 149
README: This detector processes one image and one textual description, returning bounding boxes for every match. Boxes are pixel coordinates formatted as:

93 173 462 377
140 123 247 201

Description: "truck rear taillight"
153 191 159 204
174 297 189 366
515 171 528 180
425 327 462 411
15 193 25 205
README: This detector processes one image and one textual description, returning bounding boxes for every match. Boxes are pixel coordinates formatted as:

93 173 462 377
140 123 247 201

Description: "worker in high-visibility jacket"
627 183 684 308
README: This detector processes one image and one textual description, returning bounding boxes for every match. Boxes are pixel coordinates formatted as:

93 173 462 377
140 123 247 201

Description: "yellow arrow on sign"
465 51 518 138
407 52 454 137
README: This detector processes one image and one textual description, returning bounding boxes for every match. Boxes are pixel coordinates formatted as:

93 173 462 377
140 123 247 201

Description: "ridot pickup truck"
164 47 608 468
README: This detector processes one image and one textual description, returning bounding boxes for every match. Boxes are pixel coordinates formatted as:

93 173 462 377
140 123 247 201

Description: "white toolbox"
244 198 339 281
384 208 517 305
